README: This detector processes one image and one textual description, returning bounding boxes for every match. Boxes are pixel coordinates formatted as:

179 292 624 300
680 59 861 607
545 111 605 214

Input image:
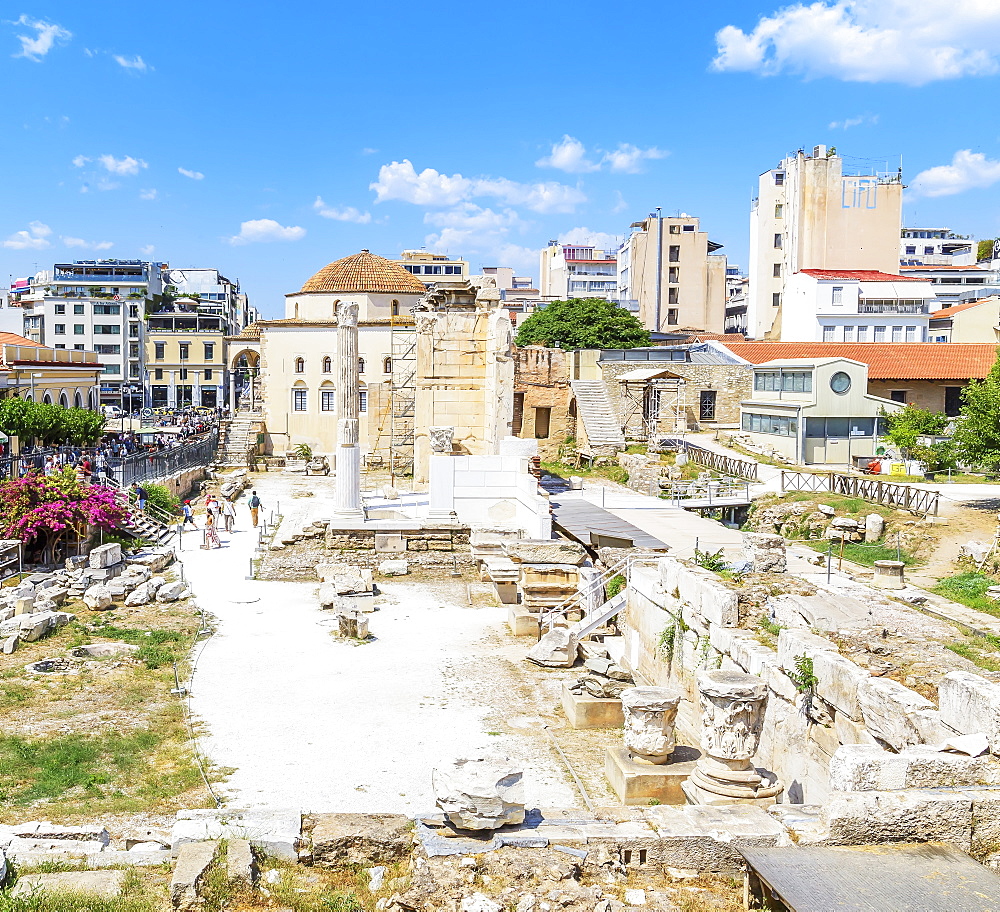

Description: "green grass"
932 572 1000 618
540 460 629 486
0 716 202 809
0 682 33 710
87 622 186 669
0 889 154 912
806 540 916 567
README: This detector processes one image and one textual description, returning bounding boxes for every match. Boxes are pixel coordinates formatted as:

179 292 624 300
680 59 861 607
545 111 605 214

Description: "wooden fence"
657 438 759 482
780 470 939 516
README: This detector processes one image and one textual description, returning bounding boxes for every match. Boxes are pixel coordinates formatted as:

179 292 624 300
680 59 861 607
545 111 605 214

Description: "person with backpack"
248 490 262 527
181 500 197 529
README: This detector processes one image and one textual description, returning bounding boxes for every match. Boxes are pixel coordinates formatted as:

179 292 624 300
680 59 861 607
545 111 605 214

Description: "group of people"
175 489 263 550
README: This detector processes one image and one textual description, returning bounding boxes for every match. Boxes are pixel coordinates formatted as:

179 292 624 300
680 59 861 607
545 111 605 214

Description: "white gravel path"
182 474 576 814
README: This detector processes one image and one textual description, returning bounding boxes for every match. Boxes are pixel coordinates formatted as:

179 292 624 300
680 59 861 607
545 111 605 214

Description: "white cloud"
536 136 600 173
371 160 586 214
910 149 1000 197
98 154 147 176
139 188 158 200
139 244 155 256
63 236 113 251
421 204 537 273
313 197 372 223
712 1 1000 85
536 136 666 174
829 113 879 129
227 219 306 245
178 167 204 180
612 191 628 214
11 15 70 61
3 221 51 249
113 54 150 72
361 147 378 155
558 227 621 251
71 154 89 168
602 143 667 174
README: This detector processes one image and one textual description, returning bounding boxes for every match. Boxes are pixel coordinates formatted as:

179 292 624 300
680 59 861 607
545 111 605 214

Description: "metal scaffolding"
617 369 687 440
388 317 416 478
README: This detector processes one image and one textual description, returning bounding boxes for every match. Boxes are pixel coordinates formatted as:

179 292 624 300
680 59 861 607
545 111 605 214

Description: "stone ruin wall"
513 346 576 459
621 556 1000 858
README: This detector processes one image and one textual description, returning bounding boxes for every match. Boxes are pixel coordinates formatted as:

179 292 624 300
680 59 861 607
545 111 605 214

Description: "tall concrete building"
538 243 618 302
748 146 904 340
616 214 727 333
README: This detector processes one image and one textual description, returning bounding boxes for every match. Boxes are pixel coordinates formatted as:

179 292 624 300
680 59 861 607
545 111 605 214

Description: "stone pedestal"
872 559 905 590
685 670 781 805
427 455 458 521
621 686 683 764
507 604 539 638
562 682 624 730
605 745 701 805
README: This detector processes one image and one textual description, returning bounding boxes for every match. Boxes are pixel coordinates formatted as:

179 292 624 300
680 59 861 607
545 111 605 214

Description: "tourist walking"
203 511 221 549
248 490 262 527
221 498 236 533
181 500 197 528
132 482 148 511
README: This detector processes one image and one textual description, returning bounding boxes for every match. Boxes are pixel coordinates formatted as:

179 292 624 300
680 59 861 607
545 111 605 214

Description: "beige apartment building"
749 145 903 340
144 302 227 408
394 250 469 284
616 215 727 334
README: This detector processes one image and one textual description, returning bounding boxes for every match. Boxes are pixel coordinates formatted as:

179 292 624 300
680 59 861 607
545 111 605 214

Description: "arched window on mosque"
383 356 392 374
294 357 305 373
322 356 332 373
358 357 365 373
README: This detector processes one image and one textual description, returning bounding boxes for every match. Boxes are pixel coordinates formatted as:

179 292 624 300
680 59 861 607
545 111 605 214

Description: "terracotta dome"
300 249 427 295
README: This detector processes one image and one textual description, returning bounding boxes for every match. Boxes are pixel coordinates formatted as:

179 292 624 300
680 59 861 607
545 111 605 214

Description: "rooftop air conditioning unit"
813 145 827 158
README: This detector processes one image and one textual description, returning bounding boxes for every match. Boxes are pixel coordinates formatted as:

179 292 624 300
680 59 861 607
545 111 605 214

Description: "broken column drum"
689 670 781 799
334 301 364 519
429 426 455 454
621 686 683 765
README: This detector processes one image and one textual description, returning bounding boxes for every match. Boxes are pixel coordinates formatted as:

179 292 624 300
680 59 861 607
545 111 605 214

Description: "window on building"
773 233 783 249
293 389 307 411
180 368 188 381
74 344 84 350
204 342 214 360
905 325 917 342
359 390 367 413
772 263 781 278
924 246 934 255
102 364 120 375
74 324 85 335
857 325 869 342
54 344 65 349
891 325 903 342
905 246 916 255
129 363 140 378
668 287 679 306
668 224 681 234
874 325 886 342
774 203 783 218
668 267 679 283
889 390 907 403
391 300 400 316
843 325 855 342
321 390 335 411
667 308 679 325
294 357 304 373
668 245 680 263
357 357 365 373
831 286 843 304
512 392 524 435
54 304 65 315
204 369 212 380
774 171 785 185
945 386 962 417
534 407 551 439
383 356 392 373
154 342 165 360
74 304 85 315
823 326 836 342
54 323 65 334
129 323 139 338
321 356 331 373
94 325 120 334
154 368 163 380
93 304 120 315
754 371 812 393
741 412 797 436
772 292 781 307
129 305 139 317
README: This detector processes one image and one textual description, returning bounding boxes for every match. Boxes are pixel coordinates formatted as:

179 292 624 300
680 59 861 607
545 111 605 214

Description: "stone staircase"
570 380 626 453
123 508 175 547
216 416 258 466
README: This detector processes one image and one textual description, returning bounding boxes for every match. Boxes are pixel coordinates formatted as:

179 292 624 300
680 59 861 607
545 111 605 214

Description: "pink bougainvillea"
0 471 131 546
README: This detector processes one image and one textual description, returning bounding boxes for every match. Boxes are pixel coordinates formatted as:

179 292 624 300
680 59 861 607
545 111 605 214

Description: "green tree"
62 408 105 445
882 405 954 473
978 239 996 262
955 351 1000 470
514 298 651 350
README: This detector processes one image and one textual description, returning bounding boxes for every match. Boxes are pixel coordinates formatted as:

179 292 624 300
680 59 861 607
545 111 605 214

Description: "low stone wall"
325 527 470 553
152 465 207 501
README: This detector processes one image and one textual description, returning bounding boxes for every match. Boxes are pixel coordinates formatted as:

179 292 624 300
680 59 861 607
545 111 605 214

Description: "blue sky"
3 1 1000 317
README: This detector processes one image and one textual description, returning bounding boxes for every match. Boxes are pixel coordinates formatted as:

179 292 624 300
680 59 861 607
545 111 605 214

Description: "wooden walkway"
550 496 669 551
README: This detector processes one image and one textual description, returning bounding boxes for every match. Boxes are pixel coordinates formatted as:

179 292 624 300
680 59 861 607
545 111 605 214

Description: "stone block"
605 745 700 805
310 813 413 867
13 870 126 899
823 789 974 849
562 683 623 730
830 744 1000 792
72 642 139 658
433 757 525 830
504 540 587 566
88 543 122 569
857 676 936 751
776 628 838 672
507 605 539 638
812 651 868 721
965 789 1000 859
157 581 187 602
171 840 220 911
939 671 1000 754
378 559 409 576
83 584 114 610
127 548 174 572
727 632 775 678
526 626 577 668
226 838 259 886
171 809 301 860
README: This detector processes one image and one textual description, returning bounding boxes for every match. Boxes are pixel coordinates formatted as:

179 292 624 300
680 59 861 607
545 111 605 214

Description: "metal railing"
659 478 753 506
780 470 940 516
115 430 219 487
657 437 759 481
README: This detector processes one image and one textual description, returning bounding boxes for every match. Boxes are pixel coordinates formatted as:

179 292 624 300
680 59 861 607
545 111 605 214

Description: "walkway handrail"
103 476 177 528
780 469 940 516
656 437 758 482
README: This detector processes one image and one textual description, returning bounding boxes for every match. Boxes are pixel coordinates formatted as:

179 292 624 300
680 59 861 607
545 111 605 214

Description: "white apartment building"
539 243 619 302
900 228 976 267
395 250 469 285
163 267 255 335
781 269 935 344
15 260 165 409
899 264 1000 310
749 145 903 340
616 215 727 333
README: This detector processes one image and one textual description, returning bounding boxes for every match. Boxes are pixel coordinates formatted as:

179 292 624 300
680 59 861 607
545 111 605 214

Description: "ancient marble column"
688 669 780 800
334 301 364 519
621 686 683 765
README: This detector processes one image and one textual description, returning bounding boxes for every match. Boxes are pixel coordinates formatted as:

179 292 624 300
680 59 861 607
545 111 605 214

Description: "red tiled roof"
301 250 427 295
0 332 43 347
720 342 998 380
799 269 926 282
929 299 998 320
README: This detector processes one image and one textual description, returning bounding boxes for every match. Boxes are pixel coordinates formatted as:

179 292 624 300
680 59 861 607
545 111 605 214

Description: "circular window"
830 371 852 393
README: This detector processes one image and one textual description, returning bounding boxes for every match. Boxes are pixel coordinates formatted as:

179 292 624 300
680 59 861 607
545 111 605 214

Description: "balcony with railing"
857 301 929 314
